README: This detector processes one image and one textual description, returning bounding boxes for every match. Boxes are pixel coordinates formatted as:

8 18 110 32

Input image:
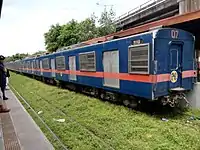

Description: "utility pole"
96 2 114 11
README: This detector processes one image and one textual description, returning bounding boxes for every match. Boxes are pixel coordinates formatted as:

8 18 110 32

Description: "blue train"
7 28 197 107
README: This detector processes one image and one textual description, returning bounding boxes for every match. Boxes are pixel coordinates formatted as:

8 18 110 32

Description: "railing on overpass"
113 0 174 25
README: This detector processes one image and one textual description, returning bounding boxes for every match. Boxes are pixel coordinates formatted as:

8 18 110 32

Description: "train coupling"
161 93 189 108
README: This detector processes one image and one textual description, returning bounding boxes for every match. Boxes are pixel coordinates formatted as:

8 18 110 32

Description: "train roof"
51 29 154 55
14 27 194 62
50 28 194 55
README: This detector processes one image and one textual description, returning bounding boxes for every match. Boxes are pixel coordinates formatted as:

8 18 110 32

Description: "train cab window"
42 58 50 69
56 56 66 70
128 44 149 74
79 52 96 71
170 49 178 70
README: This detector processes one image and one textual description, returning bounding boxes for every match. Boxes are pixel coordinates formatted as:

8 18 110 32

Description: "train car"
7 28 197 107
38 54 56 80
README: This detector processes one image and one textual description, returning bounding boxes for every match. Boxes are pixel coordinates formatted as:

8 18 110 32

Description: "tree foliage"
58 19 80 48
98 7 116 36
5 51 46 62
44 24 63 53
5 53 29 62
32 50 47 56
44 8 116 52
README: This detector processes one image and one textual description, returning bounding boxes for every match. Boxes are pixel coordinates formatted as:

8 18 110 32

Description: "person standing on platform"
5 68 10 90
0 55 9 100
0 55 10 112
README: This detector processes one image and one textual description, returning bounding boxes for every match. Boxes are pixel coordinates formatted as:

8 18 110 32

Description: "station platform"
0 88 54 150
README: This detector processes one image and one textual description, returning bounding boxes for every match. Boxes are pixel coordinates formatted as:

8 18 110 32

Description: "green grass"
9 72 200 150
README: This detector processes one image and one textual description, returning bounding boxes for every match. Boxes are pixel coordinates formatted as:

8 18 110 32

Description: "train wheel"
123 99 130 107
122 96 138 108
129 100 138 109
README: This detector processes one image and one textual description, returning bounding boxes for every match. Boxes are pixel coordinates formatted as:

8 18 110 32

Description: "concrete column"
187 83 200 108
178 0 185 14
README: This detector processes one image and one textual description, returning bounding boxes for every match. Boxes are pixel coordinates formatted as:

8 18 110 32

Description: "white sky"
0 0 149 56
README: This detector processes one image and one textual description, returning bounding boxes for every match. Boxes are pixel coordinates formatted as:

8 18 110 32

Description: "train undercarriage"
160 92 189 108
14 71 190 109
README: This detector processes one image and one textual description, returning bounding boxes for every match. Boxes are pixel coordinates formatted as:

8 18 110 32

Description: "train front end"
153 28 196 107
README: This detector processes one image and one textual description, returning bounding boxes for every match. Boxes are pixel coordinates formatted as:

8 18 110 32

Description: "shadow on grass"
135 100 189 119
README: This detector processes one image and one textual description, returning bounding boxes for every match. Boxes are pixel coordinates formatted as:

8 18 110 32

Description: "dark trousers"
1 86 5 99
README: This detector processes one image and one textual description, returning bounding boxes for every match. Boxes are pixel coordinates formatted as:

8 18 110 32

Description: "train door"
51 58 56 77
40 60 43 75
69 56 77 81
103 50 120 88
31 61 34 74
169 44 182 89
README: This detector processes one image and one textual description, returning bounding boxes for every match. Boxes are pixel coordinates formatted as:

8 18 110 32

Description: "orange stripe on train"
182 70 197 78
19 68 196 83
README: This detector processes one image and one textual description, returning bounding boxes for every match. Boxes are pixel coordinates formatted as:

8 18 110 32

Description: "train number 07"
171 30 179 39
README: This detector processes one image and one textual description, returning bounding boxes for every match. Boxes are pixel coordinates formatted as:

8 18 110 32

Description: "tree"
43 8 116 53
44 23 63 52
98 7 116 36
5 53 29 62
77 14 99 42
32 50 46 56
58 19 79 48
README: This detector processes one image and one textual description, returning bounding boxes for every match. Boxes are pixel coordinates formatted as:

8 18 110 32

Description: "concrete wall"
179 0 200 14
186 83 200 108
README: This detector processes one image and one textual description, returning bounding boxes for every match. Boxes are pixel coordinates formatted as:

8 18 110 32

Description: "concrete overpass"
114 0 180 31
84 9 200 50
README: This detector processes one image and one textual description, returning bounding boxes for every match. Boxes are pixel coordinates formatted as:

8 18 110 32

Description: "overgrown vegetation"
9 72 200 150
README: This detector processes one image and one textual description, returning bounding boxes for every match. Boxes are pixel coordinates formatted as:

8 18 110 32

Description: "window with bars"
79 52 96 71
56 56 66 70
128 44 149 74
42 58 49 69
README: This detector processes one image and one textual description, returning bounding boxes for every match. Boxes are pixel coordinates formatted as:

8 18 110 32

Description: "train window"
79 52 96 71
25 62 27 68
128 44 149 74
42 58 49 69
33 60 36 69
29 61 31 69
170 49 178 70
56 56 66 70
31 61 34 69
27 61 31 69
36 60 40 69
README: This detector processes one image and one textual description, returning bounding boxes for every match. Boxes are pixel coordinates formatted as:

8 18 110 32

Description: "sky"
0 0 149 56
